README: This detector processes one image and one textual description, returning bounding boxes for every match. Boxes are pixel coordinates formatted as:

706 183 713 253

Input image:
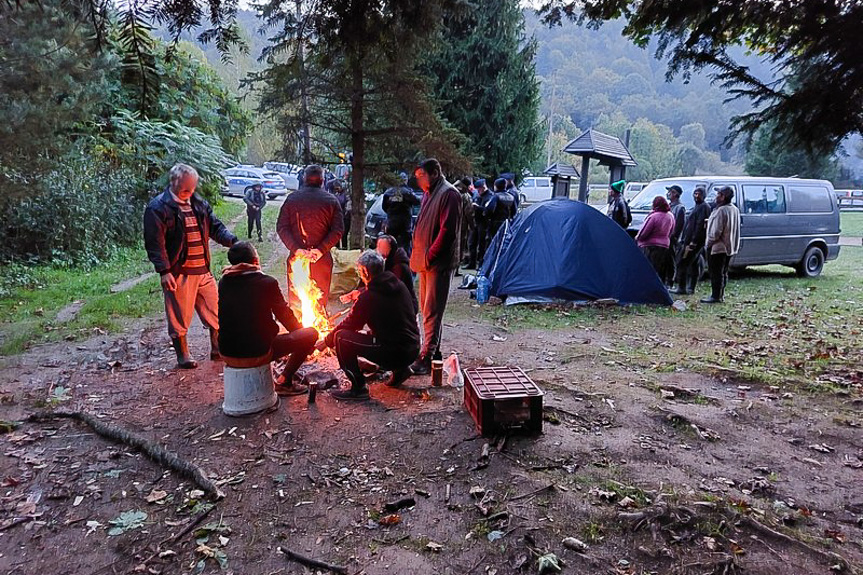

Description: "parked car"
518 176 554 204
262 162 301 191
623 182 646 201
221 167 288 200
627 176 840 277
364 190 423 245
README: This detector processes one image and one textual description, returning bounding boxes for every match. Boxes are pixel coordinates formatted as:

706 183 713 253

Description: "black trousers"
334 330 419 389
664 239 681 286
271 328 318 362
247 208 262 239
340 214 351 249
676 244 703 292
386 217 412 255
708 252 732 300
418 267 453 360
641 245 670 278
471 222 489 269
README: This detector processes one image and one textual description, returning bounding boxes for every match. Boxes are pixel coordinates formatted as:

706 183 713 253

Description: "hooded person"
607 179 632 229
318 250 421 400
218 242 318 395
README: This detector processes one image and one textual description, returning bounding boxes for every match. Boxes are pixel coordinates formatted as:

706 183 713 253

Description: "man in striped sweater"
144 164 237 369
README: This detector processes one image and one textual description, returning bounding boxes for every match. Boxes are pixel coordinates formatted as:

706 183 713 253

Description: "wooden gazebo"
543 162 580 199
563 129 637 202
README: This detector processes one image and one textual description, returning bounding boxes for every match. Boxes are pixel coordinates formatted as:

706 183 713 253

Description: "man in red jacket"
277 165 344 311
408 158 462 375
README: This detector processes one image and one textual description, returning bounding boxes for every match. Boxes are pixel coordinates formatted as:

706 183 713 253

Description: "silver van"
627 176 841 277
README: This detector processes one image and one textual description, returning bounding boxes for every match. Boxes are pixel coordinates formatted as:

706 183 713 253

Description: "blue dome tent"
480 199 673 306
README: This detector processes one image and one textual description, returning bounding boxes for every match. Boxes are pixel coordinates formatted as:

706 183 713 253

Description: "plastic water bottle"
476 274 490 304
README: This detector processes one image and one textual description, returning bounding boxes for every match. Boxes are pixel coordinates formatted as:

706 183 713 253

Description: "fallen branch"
26 411 225 499
509 483 555 502
731 513 854 573
278 546 347 574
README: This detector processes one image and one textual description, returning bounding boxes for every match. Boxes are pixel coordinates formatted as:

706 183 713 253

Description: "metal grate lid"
464 367 544 400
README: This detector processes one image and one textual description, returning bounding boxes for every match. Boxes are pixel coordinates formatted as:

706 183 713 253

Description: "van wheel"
796 246 825 277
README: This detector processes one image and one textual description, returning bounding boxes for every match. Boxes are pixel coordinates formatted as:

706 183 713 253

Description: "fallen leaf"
145 490 168 503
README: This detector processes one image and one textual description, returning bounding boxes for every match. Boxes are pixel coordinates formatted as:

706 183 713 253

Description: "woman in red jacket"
635 196 675 278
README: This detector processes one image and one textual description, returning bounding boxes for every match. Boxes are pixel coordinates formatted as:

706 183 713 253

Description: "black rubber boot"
209 329 221 361
172 336 197 369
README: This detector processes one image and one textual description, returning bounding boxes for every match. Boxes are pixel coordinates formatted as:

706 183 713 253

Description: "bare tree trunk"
349 60 366 250
297 0 312 164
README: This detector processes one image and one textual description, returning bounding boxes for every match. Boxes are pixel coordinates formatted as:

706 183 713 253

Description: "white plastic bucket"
222 363 278 416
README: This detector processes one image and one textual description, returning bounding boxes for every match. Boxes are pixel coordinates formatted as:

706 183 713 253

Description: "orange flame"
288 253 331 335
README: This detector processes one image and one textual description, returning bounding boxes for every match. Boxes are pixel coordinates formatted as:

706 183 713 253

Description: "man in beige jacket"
702 186 741 303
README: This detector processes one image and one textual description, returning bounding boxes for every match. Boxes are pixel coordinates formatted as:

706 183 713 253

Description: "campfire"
288 253 332 335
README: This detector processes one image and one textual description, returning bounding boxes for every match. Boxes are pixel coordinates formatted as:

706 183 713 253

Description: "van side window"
789 186 833 213
742 185 785 214
708 184 735 206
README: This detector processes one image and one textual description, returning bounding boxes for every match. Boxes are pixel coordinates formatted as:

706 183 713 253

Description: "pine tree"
424 0 543 178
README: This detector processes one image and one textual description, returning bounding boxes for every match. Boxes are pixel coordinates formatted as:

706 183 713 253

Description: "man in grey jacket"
702 186 741 304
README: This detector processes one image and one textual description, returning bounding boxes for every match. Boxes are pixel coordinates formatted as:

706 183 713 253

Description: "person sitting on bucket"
218 241 318 396
317 250 420 400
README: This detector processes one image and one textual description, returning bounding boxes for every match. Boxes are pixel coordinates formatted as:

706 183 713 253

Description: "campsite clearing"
1 236 862 574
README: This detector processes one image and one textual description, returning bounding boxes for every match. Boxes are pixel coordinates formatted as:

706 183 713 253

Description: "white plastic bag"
442 353 464 388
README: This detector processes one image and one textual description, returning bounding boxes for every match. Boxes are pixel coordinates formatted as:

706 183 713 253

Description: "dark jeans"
676 244 704 292
271 328 318 362
641 245 670 278
418 267 453 359
334 330 419 389
247 208 262 239
708 252 732 300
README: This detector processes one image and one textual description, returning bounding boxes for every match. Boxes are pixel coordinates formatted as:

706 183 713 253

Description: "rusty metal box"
463 367 543 436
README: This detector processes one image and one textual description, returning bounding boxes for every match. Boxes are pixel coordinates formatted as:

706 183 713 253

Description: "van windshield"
629 180 708 211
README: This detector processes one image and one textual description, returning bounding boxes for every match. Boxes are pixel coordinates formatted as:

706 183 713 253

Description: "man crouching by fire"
218 242 318 396
316 250 420 401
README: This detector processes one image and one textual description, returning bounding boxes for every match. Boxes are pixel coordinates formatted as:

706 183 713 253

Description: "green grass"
450 246 863 391
840 212 863 237
0 200 247 355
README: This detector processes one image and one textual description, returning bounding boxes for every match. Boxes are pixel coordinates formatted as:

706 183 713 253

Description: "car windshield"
629 180 708 210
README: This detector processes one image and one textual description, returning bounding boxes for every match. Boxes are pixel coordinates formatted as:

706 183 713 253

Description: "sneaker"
274 382 308 396
384 367 412 388
331 387 370 401
409 357 431 376
669 287 687 295
699 296 724 304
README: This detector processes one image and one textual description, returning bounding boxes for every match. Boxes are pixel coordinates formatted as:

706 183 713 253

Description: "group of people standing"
612 182 741 303
452 176 520 270
143 159 467 403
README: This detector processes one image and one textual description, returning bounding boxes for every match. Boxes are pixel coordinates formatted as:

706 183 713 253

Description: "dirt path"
1 261 861 575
